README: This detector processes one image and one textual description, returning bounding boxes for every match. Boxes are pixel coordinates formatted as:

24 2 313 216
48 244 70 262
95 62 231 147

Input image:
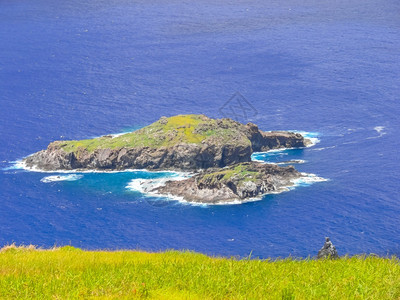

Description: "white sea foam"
126 174 190 196
310 146 336 151
251 156 267 163
291 173 329 188
366 126 387 140
2 160 26 170
276 159 306 165
290 130 320 147
41 174 84 183
342 141 358 145
374 126 385 134
211 194 279 205
251 152 281 164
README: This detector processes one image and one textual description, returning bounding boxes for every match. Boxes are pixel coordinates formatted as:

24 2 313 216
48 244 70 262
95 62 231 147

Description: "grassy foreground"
0 246 399 299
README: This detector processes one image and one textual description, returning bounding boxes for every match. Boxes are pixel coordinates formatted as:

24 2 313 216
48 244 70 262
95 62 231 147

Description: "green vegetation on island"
0 245 399 299
23 114 308 172
58 114 250 153
198 163 273 186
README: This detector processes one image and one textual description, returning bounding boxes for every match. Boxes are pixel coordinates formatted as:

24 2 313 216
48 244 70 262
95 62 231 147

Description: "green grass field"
0 245 399 299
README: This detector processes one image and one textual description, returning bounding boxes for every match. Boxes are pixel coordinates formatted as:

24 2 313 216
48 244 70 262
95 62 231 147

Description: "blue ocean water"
1 0 400 258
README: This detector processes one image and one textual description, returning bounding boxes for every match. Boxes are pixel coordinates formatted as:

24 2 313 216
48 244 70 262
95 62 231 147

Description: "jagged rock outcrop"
245 122 307 151
154 162 302 203
317 237 339 259
24 142 249 171
23 114 310 171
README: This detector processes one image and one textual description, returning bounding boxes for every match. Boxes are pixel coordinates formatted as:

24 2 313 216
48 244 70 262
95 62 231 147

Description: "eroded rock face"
24 142 252 171
154 162 302 204
244 122 308 152
23 115 309 171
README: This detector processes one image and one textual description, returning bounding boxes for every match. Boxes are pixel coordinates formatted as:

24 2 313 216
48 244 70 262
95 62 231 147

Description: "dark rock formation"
24 142 252 171
23 115 310 172
154 162 302 204
317 237 339 259
245 122 308 152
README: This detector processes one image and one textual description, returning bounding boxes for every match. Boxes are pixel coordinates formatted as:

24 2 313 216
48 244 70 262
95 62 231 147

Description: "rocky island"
24 114 313 203
155 162 302 204
24 114 310 171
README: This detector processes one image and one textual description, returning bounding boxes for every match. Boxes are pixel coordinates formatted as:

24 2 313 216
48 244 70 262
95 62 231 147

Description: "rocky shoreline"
23 114 315 203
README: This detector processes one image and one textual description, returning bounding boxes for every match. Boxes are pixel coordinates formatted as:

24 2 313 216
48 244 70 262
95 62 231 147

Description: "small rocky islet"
24 114 313 203
155 162 302 204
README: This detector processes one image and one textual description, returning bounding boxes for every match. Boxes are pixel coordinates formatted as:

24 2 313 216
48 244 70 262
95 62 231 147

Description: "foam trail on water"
41 174 84 183
310 146 336 151
290 173 329 188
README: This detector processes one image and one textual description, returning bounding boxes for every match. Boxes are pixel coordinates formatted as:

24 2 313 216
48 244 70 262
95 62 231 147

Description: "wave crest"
40 174 84 183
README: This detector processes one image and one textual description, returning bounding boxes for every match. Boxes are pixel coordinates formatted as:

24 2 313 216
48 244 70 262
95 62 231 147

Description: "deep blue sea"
1 0 400 258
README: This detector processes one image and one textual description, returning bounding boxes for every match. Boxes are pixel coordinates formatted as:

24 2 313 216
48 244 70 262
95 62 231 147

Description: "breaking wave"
41 174 84 183
125 173 190 196
291 130 320 147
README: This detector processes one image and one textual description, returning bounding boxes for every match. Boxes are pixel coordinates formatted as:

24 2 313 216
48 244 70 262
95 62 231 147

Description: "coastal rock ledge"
24 114 310 171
